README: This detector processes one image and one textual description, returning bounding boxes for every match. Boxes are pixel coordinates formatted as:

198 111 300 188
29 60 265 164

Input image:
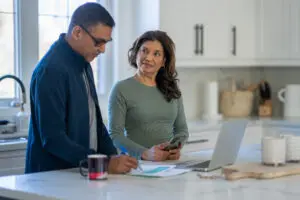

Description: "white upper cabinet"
229 0 256 60
200 0 230 61
159 0 231 66
289 0 300 60
256 0 290 61
137 0 300 67
256 0 300 65
159 0 201 65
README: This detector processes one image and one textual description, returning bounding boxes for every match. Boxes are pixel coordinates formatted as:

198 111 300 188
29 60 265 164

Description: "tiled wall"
102 67 300 121
177 67 260 120
260 68 300 118
3 67 297 123
177 67 300 121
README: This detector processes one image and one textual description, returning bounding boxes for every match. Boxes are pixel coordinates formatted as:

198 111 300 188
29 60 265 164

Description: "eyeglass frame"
78 24 112 47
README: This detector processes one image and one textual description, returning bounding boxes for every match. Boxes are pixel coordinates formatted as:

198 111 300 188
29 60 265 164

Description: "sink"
0 123 17 134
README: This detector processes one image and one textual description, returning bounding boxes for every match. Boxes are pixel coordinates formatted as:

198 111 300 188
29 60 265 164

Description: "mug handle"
79 159 88 177
277 88 286 103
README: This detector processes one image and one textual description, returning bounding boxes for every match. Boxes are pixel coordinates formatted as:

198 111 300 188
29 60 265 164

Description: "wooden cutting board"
222 162 300 181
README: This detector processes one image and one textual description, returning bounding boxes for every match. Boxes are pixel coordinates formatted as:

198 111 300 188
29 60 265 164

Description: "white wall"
175 67 300 120
177 67 259 120
99 67 259 122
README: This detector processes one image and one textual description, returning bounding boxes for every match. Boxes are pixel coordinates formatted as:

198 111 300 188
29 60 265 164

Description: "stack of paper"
128 164 191 177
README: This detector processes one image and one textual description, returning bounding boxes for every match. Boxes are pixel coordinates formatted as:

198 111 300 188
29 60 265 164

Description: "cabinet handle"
194 24 204 55
232 26 237 56
194 24 200 55
200 24 204 55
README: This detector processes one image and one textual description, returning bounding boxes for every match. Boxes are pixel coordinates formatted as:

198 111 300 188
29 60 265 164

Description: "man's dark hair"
68 2 115 33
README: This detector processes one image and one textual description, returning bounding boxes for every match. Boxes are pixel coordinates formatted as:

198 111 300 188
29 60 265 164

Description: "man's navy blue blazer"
25 34 117 173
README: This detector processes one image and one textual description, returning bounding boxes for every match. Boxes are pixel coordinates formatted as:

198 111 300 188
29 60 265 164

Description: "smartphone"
163 137 183 151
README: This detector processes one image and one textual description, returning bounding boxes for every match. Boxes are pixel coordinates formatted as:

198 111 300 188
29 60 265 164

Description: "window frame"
0 0 117 111
0 0 20 107
37 0 113 96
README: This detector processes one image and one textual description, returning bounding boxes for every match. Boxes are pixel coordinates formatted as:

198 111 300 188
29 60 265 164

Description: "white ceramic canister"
261 136 286 166
281 135 300 162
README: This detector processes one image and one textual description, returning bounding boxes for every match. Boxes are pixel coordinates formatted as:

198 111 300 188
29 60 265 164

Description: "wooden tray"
222 162 300 181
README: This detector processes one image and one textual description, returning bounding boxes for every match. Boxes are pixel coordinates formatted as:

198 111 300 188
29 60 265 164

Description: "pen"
121 152 143 171
185 139 209 145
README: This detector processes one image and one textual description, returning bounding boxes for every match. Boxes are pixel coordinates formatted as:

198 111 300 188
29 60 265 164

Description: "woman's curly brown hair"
128 30 181 102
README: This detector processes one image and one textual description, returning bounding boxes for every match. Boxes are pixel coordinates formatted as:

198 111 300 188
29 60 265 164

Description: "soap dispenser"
15 104 30 132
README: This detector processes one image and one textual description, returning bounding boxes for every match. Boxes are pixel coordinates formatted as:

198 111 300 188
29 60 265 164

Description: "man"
25 2 137 174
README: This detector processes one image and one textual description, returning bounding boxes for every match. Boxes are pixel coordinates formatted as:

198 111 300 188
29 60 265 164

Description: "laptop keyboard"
175 160 211 169
189 160 211 168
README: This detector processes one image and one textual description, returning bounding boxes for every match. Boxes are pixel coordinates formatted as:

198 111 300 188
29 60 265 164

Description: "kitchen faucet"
0 74 26 111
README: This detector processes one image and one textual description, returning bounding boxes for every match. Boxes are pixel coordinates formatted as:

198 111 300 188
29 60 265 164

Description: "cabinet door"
256 0 290 59
160 0 230 66
201 0 230 60
290 0 300 59
159 0 203 64
229 0 256 60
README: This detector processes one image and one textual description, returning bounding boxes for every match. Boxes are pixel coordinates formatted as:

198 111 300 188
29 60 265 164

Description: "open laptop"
176 119 248 172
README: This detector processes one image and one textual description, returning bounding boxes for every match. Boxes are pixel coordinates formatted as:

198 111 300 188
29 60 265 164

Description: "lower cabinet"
0 149 26 176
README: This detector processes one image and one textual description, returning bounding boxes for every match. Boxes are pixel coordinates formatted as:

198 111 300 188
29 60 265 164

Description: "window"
0 0 114 109
38 0 112 94
0 1 17 100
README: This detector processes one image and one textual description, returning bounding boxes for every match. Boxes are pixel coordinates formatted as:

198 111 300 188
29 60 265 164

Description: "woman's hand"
167 142 182 160
142 144 170 161
167 148 181 160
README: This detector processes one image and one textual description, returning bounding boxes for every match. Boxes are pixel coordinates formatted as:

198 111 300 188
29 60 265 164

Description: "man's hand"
108 155 138 174
142 144 170 161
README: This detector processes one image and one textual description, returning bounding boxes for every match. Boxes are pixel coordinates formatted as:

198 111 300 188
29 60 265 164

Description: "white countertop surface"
0 118 300 199
1 127 300 200
1 145 300 200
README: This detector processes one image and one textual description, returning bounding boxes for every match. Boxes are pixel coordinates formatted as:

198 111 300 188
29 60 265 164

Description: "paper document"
128 164 191 177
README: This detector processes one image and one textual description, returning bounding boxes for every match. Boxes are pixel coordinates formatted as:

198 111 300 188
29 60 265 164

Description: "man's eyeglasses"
79 25 112 47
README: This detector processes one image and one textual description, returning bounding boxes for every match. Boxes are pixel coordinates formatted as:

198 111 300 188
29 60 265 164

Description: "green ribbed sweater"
108 77 189 157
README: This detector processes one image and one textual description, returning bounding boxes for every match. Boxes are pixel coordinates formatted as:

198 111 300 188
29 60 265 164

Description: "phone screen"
163 137 182 151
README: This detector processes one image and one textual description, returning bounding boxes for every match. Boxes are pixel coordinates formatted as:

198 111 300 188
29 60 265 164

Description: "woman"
108 30 189 161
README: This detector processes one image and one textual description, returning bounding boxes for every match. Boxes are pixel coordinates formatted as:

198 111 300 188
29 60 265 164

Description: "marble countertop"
3 167 300 200
1 140 300 200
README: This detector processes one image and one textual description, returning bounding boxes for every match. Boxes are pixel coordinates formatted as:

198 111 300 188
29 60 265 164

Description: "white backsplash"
177 67 300 120
100 67 300 121
2 67 300 123
176 67 260 121
258 68 300 117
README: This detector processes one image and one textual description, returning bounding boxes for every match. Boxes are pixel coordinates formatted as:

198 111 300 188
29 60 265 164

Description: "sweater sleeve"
33 67 95 166
108 83 147 157
173 97 189 145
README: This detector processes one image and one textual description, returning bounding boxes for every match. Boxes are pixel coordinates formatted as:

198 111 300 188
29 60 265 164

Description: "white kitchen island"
1 143 300 200
1 119 300 200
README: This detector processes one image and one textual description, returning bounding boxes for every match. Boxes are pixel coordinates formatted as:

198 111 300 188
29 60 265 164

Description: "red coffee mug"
79 154 108 180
